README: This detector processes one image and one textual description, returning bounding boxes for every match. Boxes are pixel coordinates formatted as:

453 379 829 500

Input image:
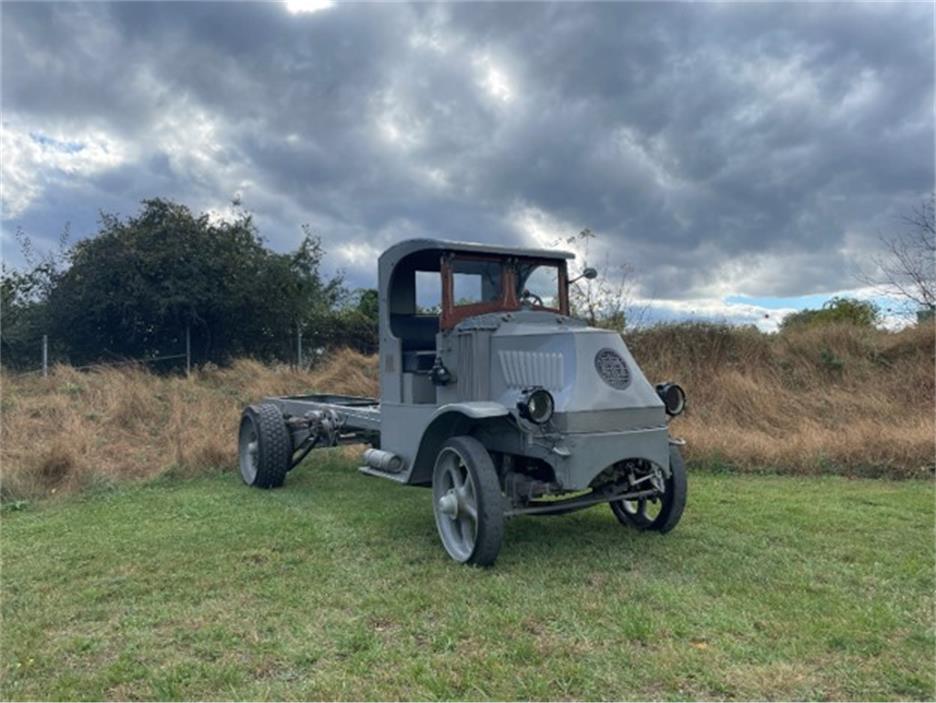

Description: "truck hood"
478 311 666 427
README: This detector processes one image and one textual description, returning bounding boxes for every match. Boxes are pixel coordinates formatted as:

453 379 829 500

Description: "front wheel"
432 436 505 566
610 446 687 533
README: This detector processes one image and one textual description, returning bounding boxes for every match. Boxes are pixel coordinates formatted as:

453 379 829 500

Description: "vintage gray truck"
238 239 687 566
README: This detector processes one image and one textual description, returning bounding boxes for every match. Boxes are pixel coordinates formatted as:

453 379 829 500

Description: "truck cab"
379 239 571 406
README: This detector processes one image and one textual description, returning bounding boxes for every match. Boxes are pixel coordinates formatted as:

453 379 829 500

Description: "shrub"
780 296 880 331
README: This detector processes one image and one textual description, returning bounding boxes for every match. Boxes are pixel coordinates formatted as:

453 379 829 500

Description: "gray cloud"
2 1 932 308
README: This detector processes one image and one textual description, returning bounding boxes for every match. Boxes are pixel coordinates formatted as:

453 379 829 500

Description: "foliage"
780 296 880 331
0 350 378 501
0 227 69 367
322 288 380 355
353 288 379 322
0 200 375 368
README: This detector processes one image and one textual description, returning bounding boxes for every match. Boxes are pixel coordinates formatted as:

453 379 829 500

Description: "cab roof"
379 238 575 265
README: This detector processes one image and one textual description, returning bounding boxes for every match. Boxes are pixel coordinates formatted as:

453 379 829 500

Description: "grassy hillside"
0 350 378 501
628 322 935 478
2 464 933 700
1 323 933 501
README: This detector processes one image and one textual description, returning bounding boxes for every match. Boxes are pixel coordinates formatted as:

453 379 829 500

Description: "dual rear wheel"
238 403 292 488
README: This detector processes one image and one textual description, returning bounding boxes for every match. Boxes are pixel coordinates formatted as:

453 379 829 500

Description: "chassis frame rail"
506 487 659 517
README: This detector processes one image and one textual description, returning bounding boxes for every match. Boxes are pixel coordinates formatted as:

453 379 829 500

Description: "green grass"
2 453 934 701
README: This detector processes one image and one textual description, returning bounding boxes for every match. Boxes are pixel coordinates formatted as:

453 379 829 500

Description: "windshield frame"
440 253 569 330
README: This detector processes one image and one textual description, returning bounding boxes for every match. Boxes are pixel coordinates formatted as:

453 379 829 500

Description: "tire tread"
244 403 292 489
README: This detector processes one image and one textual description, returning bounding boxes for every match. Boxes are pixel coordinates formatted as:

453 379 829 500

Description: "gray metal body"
264 239 672 509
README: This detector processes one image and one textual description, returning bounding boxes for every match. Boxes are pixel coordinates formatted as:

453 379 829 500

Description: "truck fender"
409 402 511 485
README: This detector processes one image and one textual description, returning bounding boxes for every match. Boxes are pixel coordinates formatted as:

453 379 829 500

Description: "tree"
272 223 346 358
7 198 347 366
861 194 936 316
0 227 69 369
780 296 880 331
1 198 384 369
354 288 379 322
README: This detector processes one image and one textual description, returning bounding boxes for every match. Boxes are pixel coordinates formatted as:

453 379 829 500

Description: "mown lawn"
2 453 934 701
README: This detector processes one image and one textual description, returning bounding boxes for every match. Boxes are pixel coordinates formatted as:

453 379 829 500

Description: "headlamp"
656 383 686 416
518 388 555 424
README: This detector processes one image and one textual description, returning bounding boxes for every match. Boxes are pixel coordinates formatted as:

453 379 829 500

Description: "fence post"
185 324 191 376
42 334 48 378
297 324 303 369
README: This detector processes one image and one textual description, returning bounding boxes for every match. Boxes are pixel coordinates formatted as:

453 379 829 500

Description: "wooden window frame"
440 253 569 330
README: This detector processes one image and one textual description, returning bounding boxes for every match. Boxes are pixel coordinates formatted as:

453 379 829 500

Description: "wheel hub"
438 490 459 518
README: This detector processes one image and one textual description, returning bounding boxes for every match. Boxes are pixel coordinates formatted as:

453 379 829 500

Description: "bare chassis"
268 392 663 517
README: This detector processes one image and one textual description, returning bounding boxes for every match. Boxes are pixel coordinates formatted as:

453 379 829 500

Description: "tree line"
1 199 378 370
3 195 932 371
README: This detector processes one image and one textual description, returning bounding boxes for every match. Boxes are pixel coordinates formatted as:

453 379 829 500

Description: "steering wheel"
521 289 544 307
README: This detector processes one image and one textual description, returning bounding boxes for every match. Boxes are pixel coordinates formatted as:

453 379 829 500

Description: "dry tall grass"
1 325 932 501
0 350 378 501
627 322 935 479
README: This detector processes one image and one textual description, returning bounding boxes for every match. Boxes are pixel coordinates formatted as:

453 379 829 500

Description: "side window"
415 270 441 314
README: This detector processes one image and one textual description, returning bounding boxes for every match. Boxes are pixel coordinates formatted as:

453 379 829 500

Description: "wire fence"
12 334 191 377
6 325 325 377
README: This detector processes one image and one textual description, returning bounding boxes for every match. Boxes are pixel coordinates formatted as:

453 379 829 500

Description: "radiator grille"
456 333 489 400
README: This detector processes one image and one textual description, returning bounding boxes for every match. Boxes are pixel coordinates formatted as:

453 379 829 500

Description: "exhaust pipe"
362 448 405 473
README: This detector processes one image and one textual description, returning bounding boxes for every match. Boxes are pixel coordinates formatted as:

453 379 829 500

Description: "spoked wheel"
238 403 292 488
610 445 687 533
432 436 504 566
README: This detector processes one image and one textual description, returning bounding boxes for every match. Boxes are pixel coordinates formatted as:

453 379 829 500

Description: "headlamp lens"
519 388 555 424
657 383 686 416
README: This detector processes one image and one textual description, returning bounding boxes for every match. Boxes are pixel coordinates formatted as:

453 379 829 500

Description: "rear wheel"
610 446 687 533
432 436 505 566
238 403 292 488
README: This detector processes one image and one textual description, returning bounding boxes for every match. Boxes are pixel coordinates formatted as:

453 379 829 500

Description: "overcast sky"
2 1 933 328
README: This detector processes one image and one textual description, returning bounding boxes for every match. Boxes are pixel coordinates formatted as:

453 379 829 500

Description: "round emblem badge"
594 348 631 390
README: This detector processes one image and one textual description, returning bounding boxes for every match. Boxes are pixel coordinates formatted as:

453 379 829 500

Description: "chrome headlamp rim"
517 387 555 425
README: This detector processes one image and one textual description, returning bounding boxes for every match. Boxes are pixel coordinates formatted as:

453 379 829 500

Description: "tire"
238 403 292 489
431 436 505 566
610 445 687 533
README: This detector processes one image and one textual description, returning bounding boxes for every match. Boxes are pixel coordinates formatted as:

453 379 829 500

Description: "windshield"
516 261 563 310
450 258 504 307
440 254 568 329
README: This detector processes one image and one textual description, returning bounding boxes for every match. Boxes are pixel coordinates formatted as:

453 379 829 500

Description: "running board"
358 466 408 483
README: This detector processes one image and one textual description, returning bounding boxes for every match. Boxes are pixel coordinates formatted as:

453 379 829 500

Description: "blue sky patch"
29 131 85 154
